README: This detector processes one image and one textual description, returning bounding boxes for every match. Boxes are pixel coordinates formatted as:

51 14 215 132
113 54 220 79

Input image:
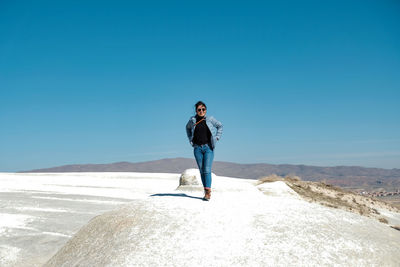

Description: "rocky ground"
258 174 400 225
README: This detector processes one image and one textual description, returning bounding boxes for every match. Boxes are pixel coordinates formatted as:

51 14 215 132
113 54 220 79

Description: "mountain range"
20 158 400 190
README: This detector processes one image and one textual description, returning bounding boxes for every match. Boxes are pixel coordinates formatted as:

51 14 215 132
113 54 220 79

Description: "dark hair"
195 101 207 110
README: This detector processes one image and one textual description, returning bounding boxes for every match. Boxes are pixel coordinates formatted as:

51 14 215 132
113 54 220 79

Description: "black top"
193 115 212 147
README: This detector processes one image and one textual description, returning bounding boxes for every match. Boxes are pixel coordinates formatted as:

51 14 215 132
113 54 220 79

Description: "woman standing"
186 101 223 201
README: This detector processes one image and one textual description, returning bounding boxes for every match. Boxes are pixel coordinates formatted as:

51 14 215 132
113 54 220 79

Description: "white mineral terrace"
0 172 399 266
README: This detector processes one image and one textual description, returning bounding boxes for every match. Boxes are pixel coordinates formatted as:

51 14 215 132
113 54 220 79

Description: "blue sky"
1 0 399 171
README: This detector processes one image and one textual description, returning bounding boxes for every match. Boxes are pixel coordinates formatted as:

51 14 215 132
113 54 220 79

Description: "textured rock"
179 168 201 186
3 173 400 266
44 181 400 267
177 169 219 192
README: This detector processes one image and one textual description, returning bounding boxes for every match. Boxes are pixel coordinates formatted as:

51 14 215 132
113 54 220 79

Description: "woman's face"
196 105 207 117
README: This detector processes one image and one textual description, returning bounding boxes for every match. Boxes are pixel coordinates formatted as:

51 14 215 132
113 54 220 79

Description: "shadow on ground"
150 193 203 200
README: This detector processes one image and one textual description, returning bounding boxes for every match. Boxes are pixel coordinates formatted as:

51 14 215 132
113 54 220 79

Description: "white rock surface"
178 168 201 186
257 180 299 197
0 172 178 267
177 168 219 191
0 172 399 266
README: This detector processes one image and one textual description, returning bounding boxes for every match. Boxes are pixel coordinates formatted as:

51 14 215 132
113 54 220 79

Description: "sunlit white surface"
1 172 399 267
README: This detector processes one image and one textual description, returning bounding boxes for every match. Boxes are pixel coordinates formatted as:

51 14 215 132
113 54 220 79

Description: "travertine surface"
1 172 399 267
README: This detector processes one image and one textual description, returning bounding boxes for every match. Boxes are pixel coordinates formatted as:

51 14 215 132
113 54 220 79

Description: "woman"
186 101 223 201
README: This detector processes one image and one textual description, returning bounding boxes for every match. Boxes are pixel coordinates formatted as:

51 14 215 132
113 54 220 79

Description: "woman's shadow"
150 193 203 200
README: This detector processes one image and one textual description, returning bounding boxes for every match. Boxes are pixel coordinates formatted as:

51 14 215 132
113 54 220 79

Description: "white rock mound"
177 168 217 191
178 168 201 186
257 180 299 197
44 179 400 267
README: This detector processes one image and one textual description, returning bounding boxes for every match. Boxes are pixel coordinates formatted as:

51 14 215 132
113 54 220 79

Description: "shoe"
203 188 211 201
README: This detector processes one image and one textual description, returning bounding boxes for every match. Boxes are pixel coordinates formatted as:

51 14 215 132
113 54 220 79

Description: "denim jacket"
186 115 223 149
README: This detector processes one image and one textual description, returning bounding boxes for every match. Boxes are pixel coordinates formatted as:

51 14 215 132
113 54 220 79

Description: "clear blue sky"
1 0 399 172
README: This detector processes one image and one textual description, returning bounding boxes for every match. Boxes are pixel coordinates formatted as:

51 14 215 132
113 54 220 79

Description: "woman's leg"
202 145 214 188
193 146 206 187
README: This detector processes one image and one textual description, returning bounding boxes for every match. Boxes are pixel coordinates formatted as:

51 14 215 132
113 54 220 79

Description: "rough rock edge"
43 202 159 267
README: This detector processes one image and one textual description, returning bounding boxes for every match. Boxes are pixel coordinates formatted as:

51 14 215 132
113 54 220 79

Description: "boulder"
179 168 201 186
176 169 217 191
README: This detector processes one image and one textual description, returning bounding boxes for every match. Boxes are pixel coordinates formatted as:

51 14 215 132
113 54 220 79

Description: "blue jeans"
193 144 214 188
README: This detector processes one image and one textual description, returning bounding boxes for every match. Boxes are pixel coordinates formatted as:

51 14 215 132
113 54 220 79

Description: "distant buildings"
360 189 400 197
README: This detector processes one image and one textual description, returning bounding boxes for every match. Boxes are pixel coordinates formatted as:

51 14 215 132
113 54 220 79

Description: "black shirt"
193 115 212 146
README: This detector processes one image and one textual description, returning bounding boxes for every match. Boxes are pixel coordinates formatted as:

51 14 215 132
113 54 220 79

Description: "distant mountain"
19 158 400 190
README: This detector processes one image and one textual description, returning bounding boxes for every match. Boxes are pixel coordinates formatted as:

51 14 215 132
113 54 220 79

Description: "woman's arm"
210 117 223 140
185 120 193 143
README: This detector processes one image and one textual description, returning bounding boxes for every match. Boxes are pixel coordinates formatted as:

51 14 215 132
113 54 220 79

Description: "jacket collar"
192 115 207 123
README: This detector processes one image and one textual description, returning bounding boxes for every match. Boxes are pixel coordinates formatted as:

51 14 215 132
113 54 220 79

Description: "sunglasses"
197 108 206 112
